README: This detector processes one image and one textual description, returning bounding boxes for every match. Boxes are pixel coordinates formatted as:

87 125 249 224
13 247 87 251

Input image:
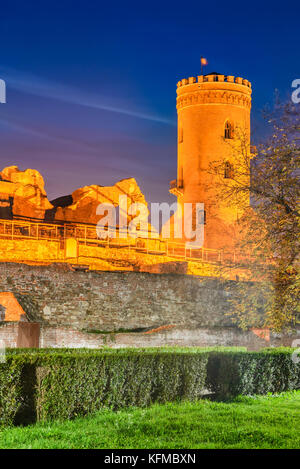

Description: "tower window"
224 121 234 139
178 167 183 188
224 161 234 179
178 126 183 143
196 208 206 225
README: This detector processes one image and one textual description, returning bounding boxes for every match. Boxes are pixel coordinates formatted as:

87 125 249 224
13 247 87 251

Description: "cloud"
0 116 169 174
0 66 175 125
0 118 60 140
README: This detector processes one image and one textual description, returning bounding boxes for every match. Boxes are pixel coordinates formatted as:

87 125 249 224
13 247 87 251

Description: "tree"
208 101 300 331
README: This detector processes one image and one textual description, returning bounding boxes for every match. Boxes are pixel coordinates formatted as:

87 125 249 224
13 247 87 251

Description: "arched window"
224 161 234 179
192 207 206 232
224 121 233 139
195 208 206 226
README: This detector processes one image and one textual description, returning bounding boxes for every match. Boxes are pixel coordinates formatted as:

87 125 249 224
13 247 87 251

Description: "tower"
170 73 252 249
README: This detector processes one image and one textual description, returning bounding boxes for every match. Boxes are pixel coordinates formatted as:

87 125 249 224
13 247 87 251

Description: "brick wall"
0 322 19 348
1 323 299 351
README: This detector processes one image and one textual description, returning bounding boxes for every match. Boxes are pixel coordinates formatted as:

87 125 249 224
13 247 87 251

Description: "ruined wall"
53 177 150 228
0 166 53 219
0 262 232 331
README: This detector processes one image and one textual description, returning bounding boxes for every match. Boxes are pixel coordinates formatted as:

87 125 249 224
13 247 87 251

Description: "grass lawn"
0 391 299 449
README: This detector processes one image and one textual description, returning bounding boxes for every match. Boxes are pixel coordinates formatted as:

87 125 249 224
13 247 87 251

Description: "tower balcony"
169 179 183 197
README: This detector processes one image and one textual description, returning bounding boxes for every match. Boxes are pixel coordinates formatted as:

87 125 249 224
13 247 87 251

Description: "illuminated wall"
0 292 27 321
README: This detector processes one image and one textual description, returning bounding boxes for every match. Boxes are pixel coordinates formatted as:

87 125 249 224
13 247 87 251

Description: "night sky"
0 0 299 204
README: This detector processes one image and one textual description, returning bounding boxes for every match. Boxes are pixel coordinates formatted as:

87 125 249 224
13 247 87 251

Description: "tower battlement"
176 73 252 111
177 74 251 89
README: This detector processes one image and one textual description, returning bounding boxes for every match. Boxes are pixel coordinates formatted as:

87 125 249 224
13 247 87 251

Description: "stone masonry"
0 262 234 331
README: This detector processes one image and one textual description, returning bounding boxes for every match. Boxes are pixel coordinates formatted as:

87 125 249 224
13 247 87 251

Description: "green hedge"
206 348 300 398
0 347 299 426
0 348 209 426
0 355 25 426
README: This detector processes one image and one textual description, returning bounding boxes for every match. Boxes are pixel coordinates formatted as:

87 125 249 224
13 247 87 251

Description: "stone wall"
0 237 220 277
0 262 232 331
0 262 298 349
1 323 299 351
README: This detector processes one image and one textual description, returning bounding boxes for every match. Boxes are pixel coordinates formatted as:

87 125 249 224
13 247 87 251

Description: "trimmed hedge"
0 347 299 426
0 354 26 426
206 348 300 398
0 348 209 426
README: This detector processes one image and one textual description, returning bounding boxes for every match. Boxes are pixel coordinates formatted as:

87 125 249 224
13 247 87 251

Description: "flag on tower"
200 56 208 75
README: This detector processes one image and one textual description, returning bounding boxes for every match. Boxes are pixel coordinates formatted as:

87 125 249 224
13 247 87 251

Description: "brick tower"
170 72 252 249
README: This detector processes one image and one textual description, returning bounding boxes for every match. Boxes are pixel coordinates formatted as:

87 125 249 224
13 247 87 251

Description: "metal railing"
0 217 243 265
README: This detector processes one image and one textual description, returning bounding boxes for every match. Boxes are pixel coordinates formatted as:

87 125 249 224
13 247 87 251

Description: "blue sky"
0 0 299 203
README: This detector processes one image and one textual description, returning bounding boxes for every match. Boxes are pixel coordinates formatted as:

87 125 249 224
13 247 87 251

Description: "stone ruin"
0 165 154 233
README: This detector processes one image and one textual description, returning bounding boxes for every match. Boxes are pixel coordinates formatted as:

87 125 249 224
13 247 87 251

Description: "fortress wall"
0 262 298 349
0 239 63 263
0 262 234 331
0 237 220 276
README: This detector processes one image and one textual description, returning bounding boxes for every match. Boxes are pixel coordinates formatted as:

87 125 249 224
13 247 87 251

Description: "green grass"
0 391 299 449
